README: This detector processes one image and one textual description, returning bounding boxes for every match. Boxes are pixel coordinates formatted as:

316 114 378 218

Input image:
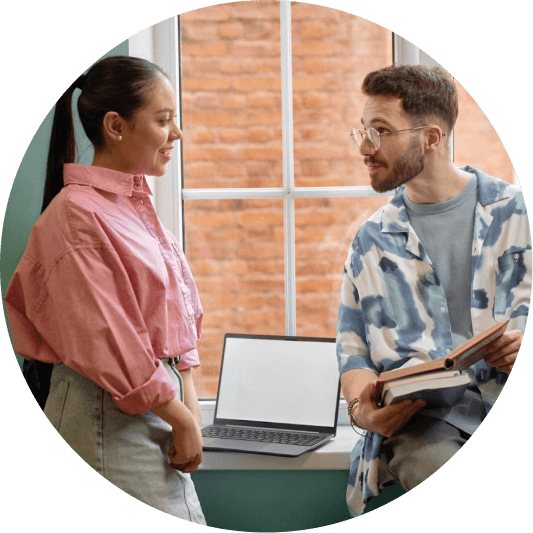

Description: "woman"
4 56 206 523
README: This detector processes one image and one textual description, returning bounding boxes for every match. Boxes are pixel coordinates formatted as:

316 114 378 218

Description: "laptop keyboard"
202 426 323 447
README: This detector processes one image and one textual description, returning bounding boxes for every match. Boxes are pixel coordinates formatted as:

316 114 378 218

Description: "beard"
366 138 425 193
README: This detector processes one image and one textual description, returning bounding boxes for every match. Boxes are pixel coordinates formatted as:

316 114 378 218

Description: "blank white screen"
216 337 339 427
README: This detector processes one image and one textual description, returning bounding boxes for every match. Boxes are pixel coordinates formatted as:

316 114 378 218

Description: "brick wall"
179 1 514 397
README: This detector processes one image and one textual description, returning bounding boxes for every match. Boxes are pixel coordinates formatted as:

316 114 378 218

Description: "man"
337 64 531 516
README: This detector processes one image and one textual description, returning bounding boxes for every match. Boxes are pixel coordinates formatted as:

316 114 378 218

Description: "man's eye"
376 127 389 134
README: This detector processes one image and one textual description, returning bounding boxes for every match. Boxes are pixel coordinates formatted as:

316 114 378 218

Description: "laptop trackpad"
203 438 274 453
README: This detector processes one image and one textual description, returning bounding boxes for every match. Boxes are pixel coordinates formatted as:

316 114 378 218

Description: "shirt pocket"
494 247 530 319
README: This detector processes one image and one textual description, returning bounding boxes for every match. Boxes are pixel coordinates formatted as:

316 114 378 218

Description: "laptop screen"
215 335 340 429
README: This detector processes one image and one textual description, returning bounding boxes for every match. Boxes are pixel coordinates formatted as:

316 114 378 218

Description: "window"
146 2 515 398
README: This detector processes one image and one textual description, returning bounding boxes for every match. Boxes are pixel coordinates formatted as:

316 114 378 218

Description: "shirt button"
445 348 451 354
135 177 142 186
440 306 446 313
140 200 144 205
159 237 164 244
514 253 520 260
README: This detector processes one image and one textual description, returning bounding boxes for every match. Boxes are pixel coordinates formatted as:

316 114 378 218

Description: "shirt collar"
381 166 512 234
63 163 153 196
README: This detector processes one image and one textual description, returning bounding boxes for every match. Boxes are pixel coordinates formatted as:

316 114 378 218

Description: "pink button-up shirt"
5 164 203 414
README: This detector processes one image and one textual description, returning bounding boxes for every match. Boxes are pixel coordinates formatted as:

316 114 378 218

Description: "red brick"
186 147 234 161
291 3 343 21
181 43 229 57
238 243 284 261
219 59 242 74
298 22 327 39
181 77 231 92
192 130 216 144
221 94 247 109
248 94 278 108
302 59 328 73
221 260 248 276
217 22 244 40
239 111 282 126
189 112 235 126
187 212 235 227
220 129 245 143
181 5 230 22
187 162 216 178
232 77 281 92
192 259 219 276
238 294 266 309
236 310 284 329
218 163 244 176
228 2 281 21
237 210 283 226
302 93 328 108
240 278 285 293
297 278 337 293
249 261 282 275
241 147 283 160
247 128 272 143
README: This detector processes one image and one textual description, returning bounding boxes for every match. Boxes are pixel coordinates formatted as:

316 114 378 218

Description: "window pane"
184 198 285 398
180 1 283 189
453 81 515 183
291 4 393 187
295 195 393 338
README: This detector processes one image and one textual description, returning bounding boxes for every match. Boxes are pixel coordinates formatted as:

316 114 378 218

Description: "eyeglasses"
350 126 436 152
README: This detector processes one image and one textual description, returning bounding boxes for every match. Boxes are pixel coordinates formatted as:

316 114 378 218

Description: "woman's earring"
118 135 123 141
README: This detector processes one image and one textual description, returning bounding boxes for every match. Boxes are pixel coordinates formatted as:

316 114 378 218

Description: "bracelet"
347 398 368 437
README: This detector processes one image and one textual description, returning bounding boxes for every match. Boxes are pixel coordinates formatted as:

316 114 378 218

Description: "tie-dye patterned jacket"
337 167 531 515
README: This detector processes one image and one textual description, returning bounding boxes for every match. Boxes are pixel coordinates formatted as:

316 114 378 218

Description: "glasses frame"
350 126 438 152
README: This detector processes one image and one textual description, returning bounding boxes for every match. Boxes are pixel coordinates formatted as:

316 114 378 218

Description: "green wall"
0 40 128 368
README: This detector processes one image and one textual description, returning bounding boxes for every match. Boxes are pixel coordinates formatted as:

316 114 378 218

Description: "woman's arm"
180 368 202 428
152 393 203 473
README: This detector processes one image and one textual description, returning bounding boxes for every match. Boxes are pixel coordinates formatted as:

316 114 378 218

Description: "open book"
373 320 509 407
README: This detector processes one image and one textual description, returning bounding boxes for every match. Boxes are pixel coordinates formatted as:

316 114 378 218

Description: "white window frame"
130 6 452 421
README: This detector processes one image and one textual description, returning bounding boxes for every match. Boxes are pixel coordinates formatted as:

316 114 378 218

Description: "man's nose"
359 136 377 156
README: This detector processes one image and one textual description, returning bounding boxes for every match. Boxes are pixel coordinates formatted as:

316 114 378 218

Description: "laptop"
201 334 341 457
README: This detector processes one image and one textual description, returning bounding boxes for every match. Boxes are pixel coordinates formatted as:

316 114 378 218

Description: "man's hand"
351 381 426 438
484 329 522 373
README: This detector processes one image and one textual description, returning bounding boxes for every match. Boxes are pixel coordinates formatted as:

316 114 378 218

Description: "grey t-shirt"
402 176 486 434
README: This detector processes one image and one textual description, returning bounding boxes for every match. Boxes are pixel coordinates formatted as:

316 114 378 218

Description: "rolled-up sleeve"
7 244 177 415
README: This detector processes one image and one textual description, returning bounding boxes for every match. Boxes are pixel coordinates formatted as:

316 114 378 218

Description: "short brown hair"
362 64 458 133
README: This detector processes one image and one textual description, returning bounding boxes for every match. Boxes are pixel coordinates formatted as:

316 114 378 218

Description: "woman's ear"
101 111 124 144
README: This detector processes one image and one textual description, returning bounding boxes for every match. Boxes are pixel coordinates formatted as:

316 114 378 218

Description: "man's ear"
101 111 124 144
425 124 446 154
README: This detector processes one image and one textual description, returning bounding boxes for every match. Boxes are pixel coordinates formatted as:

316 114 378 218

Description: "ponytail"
41 81 78 213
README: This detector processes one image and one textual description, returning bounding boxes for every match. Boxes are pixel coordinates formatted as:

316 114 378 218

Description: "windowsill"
198 400 359 471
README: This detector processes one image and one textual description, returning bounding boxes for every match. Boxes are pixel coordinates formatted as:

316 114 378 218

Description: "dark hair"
362 64 458 135
42 56 168 212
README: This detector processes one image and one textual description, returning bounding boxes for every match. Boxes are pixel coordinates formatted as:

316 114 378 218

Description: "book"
373 320 509 407
380 370 473 407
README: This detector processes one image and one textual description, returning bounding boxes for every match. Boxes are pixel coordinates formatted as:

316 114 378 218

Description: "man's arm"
342 368 426 438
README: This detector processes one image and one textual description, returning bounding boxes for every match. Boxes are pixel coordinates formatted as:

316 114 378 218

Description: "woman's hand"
152 397 203 473
168 416 203 473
